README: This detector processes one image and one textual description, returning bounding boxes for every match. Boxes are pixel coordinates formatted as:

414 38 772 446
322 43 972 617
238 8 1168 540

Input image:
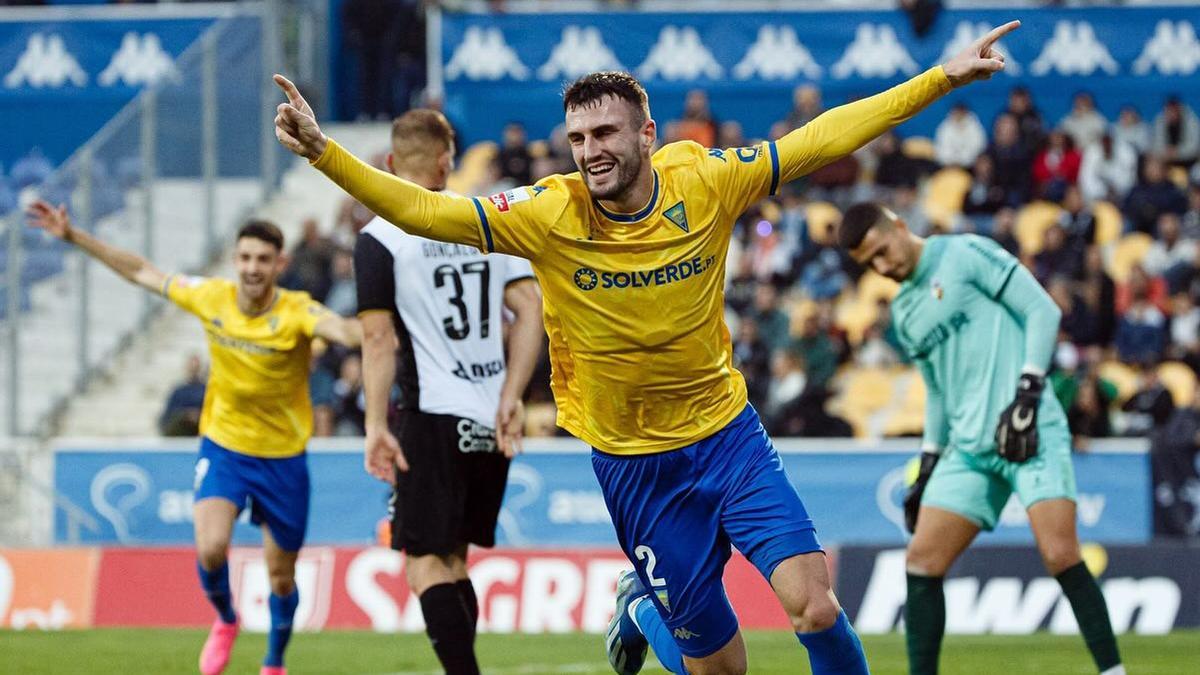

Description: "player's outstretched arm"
495 279 543 458
26 200 167 294
774 20 1020 184
273 75 484 249
314 314 363 348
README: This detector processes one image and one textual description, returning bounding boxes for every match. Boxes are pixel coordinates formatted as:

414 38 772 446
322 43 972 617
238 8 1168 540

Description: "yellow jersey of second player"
162 276 330 458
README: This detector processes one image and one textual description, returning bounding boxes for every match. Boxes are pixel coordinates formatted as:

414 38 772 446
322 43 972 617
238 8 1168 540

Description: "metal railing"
0 3 288 438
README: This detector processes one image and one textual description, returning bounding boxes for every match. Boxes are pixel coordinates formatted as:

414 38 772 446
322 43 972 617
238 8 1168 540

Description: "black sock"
1056 562 1122 671
419 583 480 675
456 578 479 632
906 573 945 675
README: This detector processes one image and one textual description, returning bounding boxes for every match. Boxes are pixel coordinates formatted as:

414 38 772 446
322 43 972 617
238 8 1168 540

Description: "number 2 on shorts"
634 544 667 588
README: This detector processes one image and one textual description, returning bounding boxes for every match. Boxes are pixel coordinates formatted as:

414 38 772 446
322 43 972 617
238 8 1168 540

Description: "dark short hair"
562 71 650 125
837 202 892 250
391 108 455 156
237 220 285 251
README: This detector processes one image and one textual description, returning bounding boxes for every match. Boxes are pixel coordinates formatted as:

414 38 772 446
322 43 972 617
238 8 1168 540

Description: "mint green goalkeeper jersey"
891 234 1068 456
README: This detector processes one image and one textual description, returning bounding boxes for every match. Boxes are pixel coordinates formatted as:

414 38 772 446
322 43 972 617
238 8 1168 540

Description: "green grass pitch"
1 629 1196 673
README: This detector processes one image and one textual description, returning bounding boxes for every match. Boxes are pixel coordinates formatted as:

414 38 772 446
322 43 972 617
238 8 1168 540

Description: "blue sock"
633 597 687 674
795 610 869 675
196 561 237 624
264 589 299 667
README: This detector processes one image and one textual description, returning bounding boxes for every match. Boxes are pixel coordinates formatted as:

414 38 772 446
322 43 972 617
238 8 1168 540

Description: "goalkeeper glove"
904 451 940 534
994 372 1044 463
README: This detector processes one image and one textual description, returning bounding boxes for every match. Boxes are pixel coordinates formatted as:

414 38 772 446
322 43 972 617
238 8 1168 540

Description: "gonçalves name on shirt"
422 241 480 259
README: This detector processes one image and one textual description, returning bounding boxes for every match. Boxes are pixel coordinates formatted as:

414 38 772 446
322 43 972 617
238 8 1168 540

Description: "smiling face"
233 236 284 305
565 95 655 202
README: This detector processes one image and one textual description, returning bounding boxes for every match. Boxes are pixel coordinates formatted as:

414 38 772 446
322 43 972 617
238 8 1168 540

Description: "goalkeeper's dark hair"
237 220 285 252
838 202 894 250
562 71 650 126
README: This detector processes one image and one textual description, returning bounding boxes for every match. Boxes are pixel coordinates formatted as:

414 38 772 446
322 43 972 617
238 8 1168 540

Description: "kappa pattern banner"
440 7 1200 147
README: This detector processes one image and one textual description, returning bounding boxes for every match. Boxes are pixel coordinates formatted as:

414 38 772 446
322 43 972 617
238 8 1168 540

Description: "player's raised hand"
273 74 327 161
496 396 525 459
365 425 408 484
941 20 1020 88
25 200 73 241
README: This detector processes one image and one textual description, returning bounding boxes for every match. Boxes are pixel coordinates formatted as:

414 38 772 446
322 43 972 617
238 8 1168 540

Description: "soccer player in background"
355 109 543 675
838 203 1123 675
273 19 1018 675
26 202 363 675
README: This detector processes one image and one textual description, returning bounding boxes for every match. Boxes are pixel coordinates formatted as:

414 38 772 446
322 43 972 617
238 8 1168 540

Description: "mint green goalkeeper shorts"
921 419 1077 531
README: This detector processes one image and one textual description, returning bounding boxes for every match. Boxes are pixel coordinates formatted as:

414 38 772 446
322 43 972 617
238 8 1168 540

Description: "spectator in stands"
1080 245 1117 346
1079 133 1138 204
1183 183 1200 240
1112 105 1152 156
1004 85 1046 153
342 0 403 121
1059 92 1108 151
1058 185 1096 254
1069 369 1114 444
732 317 772 410
1032 130 1081 201
986 113 1033 206
496 121 533 186
1169 292 1200 365
324 249 358 317
962 153 1006 216
856 320 901 369
1117 264 1170 316
1143 213 1196 292
333 353 366 436
986 206 1020 256
873 131 917 190
1121 362 1175 436
717 121 746 150
1115 276 1169 364
675 89 718 147
934 102 986 168
797 245 850 302
750 279 791 355
1034 225 1083 284
1049 276 1101 347
310 350 336 438
743 213 795 282
1153 96 1200 169
159 354 206 436
281 218 334 301
769 384 853 438
791 309 838 389
1125 155 1188 234
764 350 807 424
531 123 575 179
890 185 932 235
782 84 823 132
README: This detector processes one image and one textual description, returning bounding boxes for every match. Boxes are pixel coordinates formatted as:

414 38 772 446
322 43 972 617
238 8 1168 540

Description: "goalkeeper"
839 203 1123 675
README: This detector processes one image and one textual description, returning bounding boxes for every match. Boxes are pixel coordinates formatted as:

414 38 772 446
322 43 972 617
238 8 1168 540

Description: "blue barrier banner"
0 15 216 169
441 7 1200 147
53 440 1149 547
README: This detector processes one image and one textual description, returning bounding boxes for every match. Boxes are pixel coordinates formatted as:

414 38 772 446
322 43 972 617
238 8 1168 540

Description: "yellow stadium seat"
836 299 878 346
842 367 896 412
1097 360 1139 405
806 201 841 245
923 167 972 225
1014 201 1064 256
1169 165 1190 190
1092 201 1123 246
902 136 936 161
1157 361 1196 407
1106 232 1155 283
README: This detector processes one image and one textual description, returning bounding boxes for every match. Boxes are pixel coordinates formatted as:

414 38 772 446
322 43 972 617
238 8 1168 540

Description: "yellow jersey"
162 275 331 458
314 67 951 454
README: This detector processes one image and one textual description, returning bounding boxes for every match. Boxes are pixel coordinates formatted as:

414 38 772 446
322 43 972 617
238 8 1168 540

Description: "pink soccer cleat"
260 667 287 675
199 618 239 675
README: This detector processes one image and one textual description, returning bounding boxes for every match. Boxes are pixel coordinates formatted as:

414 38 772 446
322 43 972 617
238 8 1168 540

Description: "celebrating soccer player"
26 202 362 675
838 203 1123 675
355 109 543 675
274 19 1018 675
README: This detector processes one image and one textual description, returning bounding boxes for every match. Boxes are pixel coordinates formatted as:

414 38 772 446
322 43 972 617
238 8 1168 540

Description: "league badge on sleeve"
488 187 534 212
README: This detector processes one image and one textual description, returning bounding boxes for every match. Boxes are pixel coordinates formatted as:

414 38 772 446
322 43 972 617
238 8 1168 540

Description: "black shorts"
389 410 511 556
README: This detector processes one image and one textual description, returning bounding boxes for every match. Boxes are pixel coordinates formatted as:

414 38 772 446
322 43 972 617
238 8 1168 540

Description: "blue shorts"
194 437 310 552
591 404 821 658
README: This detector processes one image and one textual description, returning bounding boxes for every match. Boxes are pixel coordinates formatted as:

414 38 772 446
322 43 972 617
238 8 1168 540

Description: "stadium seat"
1097 360 1139 404
922 167 971 226
1106 232 1154 283
901 137 936 161
1157 361 1196 407
882 370 927 437
1092 201 1123 246
805 201 841 245
835 298 877 346
1014 201 1063 256
1169 165 1189 190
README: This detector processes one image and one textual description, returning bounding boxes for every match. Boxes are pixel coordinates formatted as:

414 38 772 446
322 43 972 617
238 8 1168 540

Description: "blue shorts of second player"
194 437 310 552
592 404 821 658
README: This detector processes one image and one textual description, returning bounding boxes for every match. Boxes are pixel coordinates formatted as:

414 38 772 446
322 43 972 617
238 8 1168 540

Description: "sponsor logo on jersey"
573 255 717 292
1030 21 1119 76
733 25 822 80
637 26 723 80
1133 20 1200 76
911 310 969 357
489 192 510 212
936 22 1022 76
488 187 534 213
931 279 943 300
456 418 498 453
4 33 87 89
831 24 919 79
445 26 529 81
538 26 625 80
98 32 176 87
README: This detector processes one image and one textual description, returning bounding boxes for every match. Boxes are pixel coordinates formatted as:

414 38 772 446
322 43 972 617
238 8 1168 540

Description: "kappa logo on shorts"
673 627 701 640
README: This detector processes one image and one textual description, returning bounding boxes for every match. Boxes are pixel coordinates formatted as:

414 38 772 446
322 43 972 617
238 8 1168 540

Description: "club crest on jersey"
574 267 599 291
931 279 944 300
664 201 688 233
488 187 533 212
268 316 279 332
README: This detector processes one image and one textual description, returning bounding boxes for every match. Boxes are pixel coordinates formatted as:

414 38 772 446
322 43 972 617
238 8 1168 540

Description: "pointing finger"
273 74 305 108
977 20 1020 50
